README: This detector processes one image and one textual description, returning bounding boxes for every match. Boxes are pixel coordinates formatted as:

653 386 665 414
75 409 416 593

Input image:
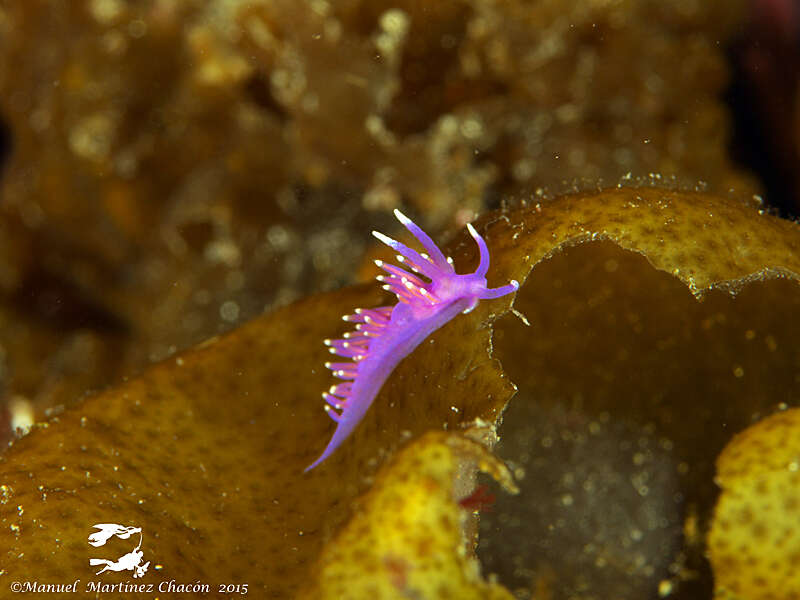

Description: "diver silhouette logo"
88 524 150 578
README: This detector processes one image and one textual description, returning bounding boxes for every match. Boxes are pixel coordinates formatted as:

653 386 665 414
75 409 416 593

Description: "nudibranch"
306 210 519 471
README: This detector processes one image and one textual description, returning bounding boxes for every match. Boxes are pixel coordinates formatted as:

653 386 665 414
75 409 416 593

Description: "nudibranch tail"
306 211 519 471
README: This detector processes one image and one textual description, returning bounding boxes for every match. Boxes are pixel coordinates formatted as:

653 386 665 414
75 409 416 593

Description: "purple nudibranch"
305 210 519 471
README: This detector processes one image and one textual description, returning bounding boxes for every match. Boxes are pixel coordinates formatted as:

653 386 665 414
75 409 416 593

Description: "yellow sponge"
708 408 800 598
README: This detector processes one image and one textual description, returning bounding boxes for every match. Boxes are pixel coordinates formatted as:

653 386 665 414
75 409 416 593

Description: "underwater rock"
0 0 757 422
707 407 800 599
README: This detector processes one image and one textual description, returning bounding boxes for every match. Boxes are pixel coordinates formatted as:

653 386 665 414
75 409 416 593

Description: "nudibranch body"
306 210 518 471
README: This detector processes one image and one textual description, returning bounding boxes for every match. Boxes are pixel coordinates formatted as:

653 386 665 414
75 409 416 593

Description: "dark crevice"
244 72 289 122
724 14 800 219
9 266 128 335
0 114 12 180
